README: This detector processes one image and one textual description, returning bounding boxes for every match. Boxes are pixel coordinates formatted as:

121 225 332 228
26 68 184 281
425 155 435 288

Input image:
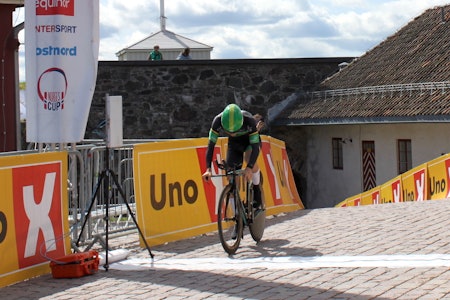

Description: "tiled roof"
278 5 450 125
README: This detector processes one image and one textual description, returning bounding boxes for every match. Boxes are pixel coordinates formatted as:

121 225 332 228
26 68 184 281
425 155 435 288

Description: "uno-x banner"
25 0 99 143
337 162 430 207
0 152 70 288
133 136 304 246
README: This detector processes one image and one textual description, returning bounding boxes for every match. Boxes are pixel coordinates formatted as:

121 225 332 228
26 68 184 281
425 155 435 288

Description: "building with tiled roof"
273 5 450 208
116 0 212 61
116 29 213 61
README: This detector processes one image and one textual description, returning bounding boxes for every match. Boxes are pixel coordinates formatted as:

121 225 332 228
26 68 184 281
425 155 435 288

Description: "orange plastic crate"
50 250 99 279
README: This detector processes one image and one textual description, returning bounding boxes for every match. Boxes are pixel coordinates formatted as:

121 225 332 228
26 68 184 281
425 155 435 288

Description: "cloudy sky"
97 0 450 59
12 0 450 80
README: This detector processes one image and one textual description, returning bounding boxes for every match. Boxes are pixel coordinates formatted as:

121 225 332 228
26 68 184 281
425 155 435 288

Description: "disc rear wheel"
249 174 265 242
249 209 265 242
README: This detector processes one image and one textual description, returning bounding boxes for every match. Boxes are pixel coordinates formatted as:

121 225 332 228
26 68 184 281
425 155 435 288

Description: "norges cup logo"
37 67 68 111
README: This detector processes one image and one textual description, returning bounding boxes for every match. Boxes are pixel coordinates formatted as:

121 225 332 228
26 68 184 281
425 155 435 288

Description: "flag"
25 0 99 143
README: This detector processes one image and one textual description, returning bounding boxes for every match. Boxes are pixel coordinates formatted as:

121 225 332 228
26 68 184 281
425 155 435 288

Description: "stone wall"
88 58 349 140
88 58 351 207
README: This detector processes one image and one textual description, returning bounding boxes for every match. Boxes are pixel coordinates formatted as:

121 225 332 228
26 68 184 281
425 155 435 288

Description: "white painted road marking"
109 254 450 271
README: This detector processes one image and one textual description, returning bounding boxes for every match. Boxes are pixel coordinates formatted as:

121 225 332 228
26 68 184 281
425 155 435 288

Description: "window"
398 139 412 174
332 138 343 169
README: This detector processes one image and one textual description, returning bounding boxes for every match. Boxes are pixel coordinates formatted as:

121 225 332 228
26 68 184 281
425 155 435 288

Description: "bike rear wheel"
249 173 265 242
217 184 243 255
249 208 265 242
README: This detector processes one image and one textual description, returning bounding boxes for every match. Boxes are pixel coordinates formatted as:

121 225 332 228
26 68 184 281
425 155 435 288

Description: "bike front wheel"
217 184 243 255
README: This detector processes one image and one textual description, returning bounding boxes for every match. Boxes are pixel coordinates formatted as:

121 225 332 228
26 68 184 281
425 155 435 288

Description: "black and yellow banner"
133 136 303 246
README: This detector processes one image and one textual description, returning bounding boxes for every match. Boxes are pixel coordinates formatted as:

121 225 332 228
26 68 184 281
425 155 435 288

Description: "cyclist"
202 103 263 210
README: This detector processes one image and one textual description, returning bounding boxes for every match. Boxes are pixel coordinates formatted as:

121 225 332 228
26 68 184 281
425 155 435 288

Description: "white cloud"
11 0 450 80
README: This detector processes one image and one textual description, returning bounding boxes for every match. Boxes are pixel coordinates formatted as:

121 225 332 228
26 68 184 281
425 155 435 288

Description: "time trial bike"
214 160 266 255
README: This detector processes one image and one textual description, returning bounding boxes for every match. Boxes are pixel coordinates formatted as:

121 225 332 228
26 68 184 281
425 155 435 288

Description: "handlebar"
213 160 245 177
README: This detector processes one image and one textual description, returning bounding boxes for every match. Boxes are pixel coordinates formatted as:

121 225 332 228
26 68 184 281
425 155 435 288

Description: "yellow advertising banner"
335 200 346 207
0 152 70 288
340 194 361 207
259 136 304 215
427 154 450 200
380 175 402 204
361 186 381 205
401 163 428 202
134 138 217 246
336 154 450 207
133 136 303 246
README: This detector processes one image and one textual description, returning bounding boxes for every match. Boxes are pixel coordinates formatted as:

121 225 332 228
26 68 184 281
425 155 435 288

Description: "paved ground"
3 199 450 299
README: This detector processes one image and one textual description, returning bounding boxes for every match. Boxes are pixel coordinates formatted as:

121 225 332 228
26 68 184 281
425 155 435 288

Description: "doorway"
362 141 376 191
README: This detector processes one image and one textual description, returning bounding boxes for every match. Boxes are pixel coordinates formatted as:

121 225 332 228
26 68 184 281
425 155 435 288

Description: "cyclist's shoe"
252 184 262 209
231 225 238 240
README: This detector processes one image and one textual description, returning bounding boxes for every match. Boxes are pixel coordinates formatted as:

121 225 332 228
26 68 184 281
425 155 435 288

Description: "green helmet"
221 104 243 133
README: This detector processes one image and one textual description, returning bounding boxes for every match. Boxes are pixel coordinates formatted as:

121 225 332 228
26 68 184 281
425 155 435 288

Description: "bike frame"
213 160 265 254
227 168 253 227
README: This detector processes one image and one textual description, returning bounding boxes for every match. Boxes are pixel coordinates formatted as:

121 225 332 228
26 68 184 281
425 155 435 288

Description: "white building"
274 5 450 208
116 29 213 61
116 0 213 61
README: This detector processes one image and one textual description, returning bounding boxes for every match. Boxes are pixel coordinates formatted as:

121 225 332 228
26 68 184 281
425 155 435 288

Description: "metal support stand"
76 147 154 271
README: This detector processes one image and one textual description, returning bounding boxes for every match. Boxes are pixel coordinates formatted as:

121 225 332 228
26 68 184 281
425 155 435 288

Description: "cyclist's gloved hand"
202 169 212 181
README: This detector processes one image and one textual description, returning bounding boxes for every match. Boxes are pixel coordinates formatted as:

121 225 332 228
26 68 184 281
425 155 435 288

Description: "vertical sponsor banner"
380 176 402 203
0 152 69 288
427 154 450 200
25 0 99 143
401 163 428 202
133 137 303 246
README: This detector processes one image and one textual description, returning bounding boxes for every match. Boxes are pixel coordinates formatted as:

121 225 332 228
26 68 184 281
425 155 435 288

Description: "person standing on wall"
148 45 163 61
253 113 265 133
177 47 192 60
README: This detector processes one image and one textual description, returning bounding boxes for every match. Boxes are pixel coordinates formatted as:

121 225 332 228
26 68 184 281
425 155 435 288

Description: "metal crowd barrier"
25 139 164 249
